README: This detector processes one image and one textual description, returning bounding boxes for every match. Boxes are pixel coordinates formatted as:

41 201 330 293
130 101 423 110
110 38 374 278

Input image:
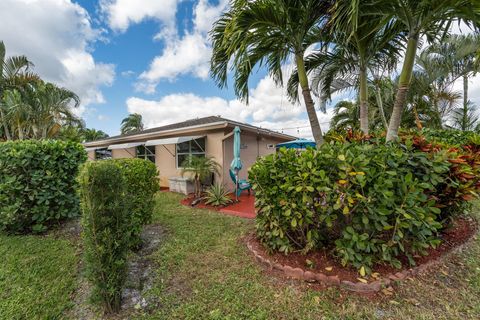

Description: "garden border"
246 233 477 293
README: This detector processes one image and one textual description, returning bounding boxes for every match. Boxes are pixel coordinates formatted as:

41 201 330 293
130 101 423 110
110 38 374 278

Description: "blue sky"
3 1 477 138
0 0 338 138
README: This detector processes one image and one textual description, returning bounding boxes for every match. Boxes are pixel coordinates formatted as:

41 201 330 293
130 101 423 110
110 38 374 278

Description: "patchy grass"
1 193 479 319
0 231 79 320
139 193 480 320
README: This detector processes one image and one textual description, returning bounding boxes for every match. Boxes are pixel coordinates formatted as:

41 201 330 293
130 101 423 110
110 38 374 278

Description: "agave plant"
203 184 233 207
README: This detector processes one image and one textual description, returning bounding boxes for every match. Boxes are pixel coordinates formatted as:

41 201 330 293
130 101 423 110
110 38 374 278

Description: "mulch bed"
246 216 478 284
180 194 236 211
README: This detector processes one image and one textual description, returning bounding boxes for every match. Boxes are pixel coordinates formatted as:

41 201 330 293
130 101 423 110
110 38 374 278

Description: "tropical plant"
330 100 359 130
120 113 144 135
84 128 109 142
181 156 220 198
210 0 332 145
249 134 480 273
288 0 404 135
1 81 80 140
371 0 480 141
203 183 233 207
0 41 39 140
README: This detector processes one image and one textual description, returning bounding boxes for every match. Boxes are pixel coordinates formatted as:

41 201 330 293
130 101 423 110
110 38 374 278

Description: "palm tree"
2 81 80 140
120 113 144 135
210 0 332 145
84 128 109 142
428 34 480 130
25 81 80 139
0 41 38 140
326 0 404 134
181 156 220 198
452 101 479 131
371 0 480 141
330 100 359 130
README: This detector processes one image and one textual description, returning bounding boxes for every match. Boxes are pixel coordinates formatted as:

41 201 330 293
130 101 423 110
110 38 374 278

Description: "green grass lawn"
142 192 480 320
0 231 79 320
1 192 479 319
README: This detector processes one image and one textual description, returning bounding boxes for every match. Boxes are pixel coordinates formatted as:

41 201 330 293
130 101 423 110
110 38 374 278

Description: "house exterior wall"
112 147 136 159
152 130 226 188
87 151 95 161
222 132 281 191
84 126 290 190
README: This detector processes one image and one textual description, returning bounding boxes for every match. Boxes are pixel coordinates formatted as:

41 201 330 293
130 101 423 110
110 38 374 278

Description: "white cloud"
100 0 179 36
138 32 212 86
0 0 115 115
127 71 333 139
136 0 229 92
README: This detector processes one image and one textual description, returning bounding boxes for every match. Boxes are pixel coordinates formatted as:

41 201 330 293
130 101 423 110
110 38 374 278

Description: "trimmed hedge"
249 135 480 273
112 158 160 248
78 161 130 313
0 140 86 233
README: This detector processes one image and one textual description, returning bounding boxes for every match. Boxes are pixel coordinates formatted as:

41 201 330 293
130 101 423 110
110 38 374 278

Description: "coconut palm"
0 41 38 140
181 156 221 198
210 0 332 145
120 113 144 135
368 0 480 141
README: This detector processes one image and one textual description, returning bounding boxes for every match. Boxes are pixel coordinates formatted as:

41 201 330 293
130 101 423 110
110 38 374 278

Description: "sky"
0 0 478 138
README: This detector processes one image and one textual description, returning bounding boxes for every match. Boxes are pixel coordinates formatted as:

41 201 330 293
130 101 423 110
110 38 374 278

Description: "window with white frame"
136 145 156 163
176 137 206 167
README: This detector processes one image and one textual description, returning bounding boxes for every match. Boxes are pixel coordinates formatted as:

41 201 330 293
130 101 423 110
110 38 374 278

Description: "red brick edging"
246 236 475 293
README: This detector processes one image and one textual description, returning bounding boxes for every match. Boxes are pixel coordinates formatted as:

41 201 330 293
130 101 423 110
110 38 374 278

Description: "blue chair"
229 169 252 197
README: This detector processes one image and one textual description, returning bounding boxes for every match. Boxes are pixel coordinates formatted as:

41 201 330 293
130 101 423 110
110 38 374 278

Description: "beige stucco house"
84 116 295 190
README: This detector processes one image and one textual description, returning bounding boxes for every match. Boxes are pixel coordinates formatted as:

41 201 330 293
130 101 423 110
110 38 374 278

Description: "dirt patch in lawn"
66 223 165 320
246 215 477 285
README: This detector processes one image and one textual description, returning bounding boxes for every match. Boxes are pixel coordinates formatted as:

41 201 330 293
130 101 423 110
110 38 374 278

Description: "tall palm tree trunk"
359 67 369 134
0 108 11 140
374 83 388 129
296 54 324 145
462 75 469 130
386 34 419 142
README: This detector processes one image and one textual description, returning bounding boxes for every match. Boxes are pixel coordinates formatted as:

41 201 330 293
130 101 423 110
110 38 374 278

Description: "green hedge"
112 158 160 248
0 140 86 233
78 161 130 313
249 137 478 273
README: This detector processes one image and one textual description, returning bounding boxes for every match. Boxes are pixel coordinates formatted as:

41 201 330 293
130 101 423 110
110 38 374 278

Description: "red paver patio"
220 192 256 219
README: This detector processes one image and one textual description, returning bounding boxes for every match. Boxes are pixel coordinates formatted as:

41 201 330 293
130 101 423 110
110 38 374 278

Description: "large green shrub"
112 158 160 248
249 141 467 273
0 140 86 233
78 161 130 313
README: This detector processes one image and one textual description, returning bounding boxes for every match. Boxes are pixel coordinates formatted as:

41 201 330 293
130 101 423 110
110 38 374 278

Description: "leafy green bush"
203 183 233 207
249 140 472 273
112 158 160 248
78 161 130 313
0 140 86 233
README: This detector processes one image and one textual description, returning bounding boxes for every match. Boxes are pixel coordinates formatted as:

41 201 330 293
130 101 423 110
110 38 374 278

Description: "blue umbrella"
230 126 242 200
276 138 316 150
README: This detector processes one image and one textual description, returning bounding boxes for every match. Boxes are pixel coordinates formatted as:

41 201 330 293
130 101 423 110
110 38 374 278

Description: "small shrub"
78 161 130 313
0 140 86 233
203 183 233 207
112 158 160 248
249 137 480 273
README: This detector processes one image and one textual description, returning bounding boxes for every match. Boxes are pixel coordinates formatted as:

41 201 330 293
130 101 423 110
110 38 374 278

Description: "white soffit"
145 135 204 146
